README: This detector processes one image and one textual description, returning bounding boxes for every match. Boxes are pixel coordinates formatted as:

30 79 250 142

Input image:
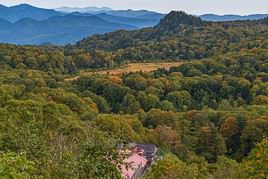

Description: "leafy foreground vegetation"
0 11 268 178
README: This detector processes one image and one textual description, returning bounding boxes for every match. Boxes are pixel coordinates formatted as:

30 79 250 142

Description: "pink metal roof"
121 152 148 179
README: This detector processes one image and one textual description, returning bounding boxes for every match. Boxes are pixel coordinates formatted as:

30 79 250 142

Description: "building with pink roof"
120 151 148 179
120 143 157 179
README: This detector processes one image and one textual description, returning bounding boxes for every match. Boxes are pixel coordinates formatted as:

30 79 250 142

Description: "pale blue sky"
0 0 268 15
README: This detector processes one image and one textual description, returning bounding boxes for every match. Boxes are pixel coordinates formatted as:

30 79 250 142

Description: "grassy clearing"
65 62 184 81
91 62 184 75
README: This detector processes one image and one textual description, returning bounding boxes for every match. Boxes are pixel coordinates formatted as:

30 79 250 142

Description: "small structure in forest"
120 143 158 179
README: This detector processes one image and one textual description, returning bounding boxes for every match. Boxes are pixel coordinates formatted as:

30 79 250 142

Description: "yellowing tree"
242 138 268 178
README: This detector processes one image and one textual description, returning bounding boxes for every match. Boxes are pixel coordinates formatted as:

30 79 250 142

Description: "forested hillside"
0 11 268 178
76 11 268 63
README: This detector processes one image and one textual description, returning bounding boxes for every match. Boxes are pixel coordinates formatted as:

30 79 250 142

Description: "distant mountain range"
0 15 136 45
200 14 268 21
69 11 163 27
0 3 61 22
0 4 164 45
57 6 268 21
0 3 267 45
55 6 112 13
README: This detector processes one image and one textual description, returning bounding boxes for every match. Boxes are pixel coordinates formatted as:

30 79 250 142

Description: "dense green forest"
0 11 268 178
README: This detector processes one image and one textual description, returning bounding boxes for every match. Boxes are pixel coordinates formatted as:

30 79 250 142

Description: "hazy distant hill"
0 14 135 45
0 4 164 45
56 7 164 19
104 9 164 18
72 12 162 28
72 9 165 22
200 14 268 21
0 4 61 22
5 3 268 45
55 6 112 13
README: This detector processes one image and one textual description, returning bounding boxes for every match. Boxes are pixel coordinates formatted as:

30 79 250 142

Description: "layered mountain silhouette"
55 6 112 13
200 14 268 21
0 4 61 22
0 3 268 45
0 15 136 45
70 12 162 28
0 4 164 45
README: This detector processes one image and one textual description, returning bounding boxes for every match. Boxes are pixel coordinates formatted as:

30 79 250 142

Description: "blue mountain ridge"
200 14 268 21
0 3 267 45
0 14 138 45
0 3 61 22
0 4 164 45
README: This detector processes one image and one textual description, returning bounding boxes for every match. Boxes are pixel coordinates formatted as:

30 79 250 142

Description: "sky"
0 0 268 15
